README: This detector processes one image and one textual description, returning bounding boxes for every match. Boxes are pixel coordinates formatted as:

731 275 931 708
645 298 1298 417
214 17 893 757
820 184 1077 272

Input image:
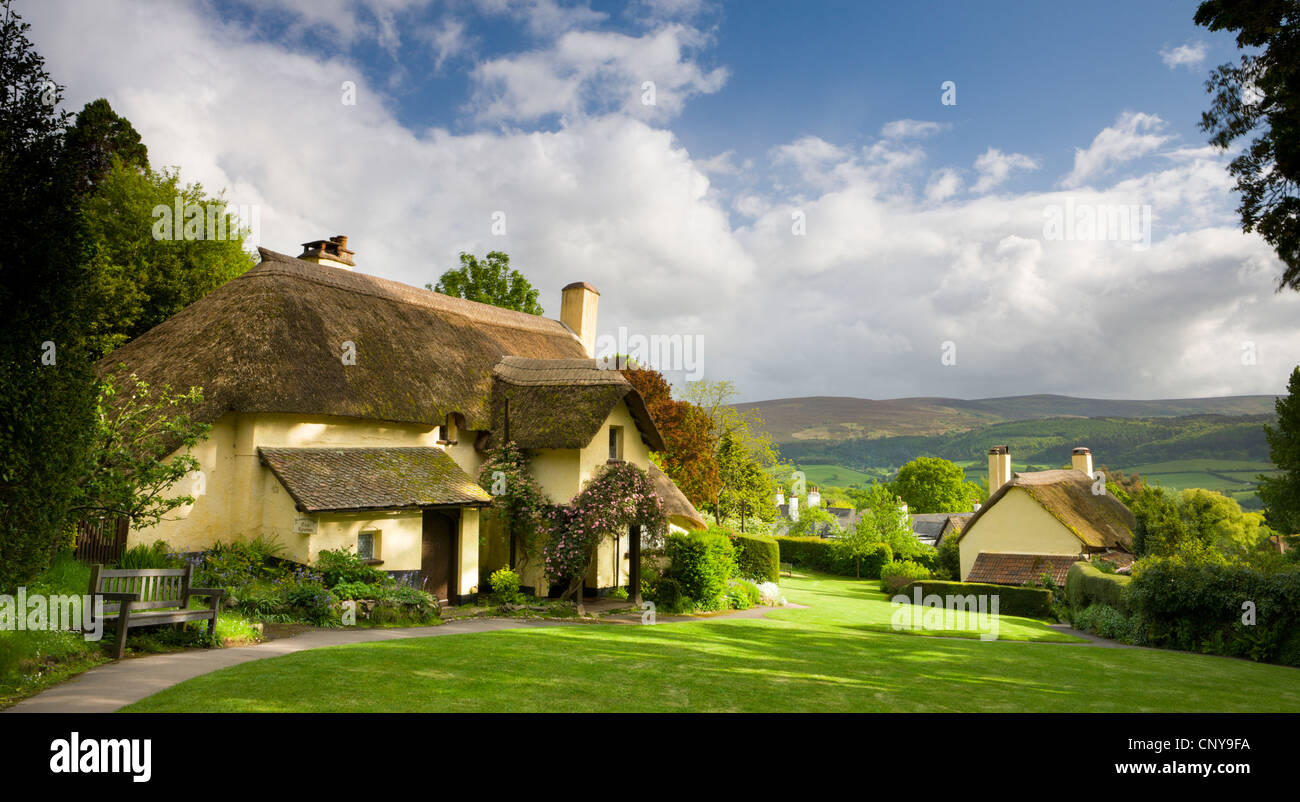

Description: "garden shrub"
1128 557 1300 664
730 531 780 583
1065 560 1131 613
936 535 961 579
314 547 389 587
897 580 1054 619
862 542 893 580
725 577 761 609
666 530 736 610
756 581 785 607
330 581 386 601
879 559 931 594
1072 603 1136 641
489 566 523 604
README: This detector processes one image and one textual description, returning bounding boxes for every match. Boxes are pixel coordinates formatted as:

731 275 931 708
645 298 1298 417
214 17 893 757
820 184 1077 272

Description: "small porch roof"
258 446 492 513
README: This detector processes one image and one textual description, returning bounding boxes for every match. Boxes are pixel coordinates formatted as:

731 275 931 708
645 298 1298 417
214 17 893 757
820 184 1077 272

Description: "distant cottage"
101 236 704 603
955 446 1135 585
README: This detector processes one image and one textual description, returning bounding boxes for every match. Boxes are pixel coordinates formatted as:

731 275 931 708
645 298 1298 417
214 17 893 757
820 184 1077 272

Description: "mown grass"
123 572 1300 713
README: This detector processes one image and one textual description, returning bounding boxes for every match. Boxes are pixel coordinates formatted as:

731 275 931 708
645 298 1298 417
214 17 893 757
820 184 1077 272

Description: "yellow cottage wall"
958 487 1084 580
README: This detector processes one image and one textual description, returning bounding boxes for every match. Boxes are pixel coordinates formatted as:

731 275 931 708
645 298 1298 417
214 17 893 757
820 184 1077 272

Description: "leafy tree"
1131 485 1193 557
64 97 147 193
428 251 543 315
889 457 983 513
82 158 255 356
1180 487 1276 556
1195 0 1300 289
1258 366 1300 533
0 2 98 591
72 371 210 529
855 482 931 563
681 379 784 527
621 367 720 510
786 505 839 539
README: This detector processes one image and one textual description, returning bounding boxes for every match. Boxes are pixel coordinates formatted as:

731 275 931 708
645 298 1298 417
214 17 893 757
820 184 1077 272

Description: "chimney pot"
987 445 1012 492
1071 447 1093 476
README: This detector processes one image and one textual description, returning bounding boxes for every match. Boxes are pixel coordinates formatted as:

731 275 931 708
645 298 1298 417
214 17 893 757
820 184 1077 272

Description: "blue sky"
23 0 1298 402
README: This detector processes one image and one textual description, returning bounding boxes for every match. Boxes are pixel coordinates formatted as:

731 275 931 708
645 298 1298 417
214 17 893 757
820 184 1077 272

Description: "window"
357 531 379 561
608 426 623 461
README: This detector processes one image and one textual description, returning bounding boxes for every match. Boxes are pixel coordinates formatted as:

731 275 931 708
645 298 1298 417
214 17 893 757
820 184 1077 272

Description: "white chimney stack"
1071 447 1093 476
560 281 600 357
988 445 1011 492
807 487 821 508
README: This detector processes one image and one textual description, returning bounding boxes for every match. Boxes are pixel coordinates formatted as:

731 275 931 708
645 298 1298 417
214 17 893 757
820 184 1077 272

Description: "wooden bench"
780 562 794 577
88 565 224 659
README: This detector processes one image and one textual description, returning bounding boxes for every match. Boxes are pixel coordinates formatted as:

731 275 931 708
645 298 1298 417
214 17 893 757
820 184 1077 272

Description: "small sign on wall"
293 516 317 535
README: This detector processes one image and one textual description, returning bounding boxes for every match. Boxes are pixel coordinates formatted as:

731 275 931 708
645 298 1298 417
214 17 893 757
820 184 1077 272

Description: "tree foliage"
428 251 543 315
1194 0 1300 290
681 379 784 529
1258 366 1300 534
888 456 983 513
73 371 210 529
0 2 97 591
621 367 719 509
64 97 147 193
82 157 255 356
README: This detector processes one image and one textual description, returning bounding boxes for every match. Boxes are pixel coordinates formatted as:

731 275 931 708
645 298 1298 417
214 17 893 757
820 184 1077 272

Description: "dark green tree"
1195 0 1300 290
1258 366 1300 534
428 251 543 315
64 97 148 193
0 1 97 590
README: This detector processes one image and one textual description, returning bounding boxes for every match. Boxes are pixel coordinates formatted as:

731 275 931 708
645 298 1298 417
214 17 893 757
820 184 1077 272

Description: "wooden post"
629 525 642 606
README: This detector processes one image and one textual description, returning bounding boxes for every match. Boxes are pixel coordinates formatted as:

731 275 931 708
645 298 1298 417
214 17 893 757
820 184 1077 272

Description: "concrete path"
7 606 788 714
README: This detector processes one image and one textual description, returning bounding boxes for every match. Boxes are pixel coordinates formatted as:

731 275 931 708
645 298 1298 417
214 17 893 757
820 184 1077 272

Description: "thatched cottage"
104 236 705 603
955 446 1135 585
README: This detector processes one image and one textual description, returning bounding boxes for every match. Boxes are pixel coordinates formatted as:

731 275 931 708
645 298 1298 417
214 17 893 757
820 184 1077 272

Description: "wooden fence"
74 515 129 565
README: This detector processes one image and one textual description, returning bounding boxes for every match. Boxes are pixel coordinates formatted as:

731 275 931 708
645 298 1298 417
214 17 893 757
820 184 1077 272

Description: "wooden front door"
421 511 457 603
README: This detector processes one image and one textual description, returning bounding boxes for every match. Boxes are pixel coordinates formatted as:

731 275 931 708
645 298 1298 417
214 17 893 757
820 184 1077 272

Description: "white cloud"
24 1 1299 403
1062 111 1170 188
419 18 469 70
971 148 1038 194
469 24 728 122
1160 41 1208 70
880 119 943 139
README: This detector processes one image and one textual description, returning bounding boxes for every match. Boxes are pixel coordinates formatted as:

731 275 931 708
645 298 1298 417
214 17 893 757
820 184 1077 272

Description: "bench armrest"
187 587 225 599
97 591 140 602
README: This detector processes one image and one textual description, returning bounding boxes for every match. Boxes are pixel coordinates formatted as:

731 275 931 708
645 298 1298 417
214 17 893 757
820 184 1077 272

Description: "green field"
122 572 1300 713
794 463 883 487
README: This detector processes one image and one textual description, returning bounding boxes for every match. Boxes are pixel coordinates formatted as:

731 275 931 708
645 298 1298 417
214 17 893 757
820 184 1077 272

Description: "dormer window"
609 425 624 461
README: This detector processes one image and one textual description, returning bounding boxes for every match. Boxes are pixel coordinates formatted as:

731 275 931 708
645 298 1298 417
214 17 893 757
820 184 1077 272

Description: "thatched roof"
98 248 587 432
957 469 1135 551
488 356 665 451
648 462 706 529
258 447 492 513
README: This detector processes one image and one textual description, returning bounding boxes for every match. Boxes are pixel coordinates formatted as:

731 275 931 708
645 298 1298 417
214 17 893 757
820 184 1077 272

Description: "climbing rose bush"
543 461 666 601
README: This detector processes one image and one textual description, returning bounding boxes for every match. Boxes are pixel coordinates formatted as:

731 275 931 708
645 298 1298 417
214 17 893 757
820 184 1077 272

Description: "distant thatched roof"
98 248 587 433
648 462 706 529
259 447 492 513
488 356 665 451
957 469 1135 551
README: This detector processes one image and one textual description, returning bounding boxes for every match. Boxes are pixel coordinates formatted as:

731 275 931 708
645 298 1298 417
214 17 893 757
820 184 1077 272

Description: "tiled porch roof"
259 447 492 513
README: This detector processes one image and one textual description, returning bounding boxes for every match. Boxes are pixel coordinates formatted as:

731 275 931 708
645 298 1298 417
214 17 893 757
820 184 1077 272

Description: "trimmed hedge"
775 537 894 579
1066 561 1131 614
879 559 930 593
730 532 780 583
665 530 737 608
897 580 1054 619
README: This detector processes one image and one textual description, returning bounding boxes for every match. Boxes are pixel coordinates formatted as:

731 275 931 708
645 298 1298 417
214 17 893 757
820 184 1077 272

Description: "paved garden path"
7 606 794 714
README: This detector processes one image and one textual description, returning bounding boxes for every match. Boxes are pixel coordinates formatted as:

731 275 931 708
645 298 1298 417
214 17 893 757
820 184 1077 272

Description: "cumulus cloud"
1062 111 1171 188
971 148 1038 194
23 1 1298 403
1160 41 1208 70
880 119 944 140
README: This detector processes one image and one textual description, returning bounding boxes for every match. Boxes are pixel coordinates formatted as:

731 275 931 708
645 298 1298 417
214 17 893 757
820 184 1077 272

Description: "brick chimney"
1071 447 1093 476
299 235 355 269
560 281 599 357
988 445 1011 492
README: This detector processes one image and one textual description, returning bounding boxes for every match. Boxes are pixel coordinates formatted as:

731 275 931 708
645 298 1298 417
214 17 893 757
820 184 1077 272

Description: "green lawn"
122 573 1300 713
